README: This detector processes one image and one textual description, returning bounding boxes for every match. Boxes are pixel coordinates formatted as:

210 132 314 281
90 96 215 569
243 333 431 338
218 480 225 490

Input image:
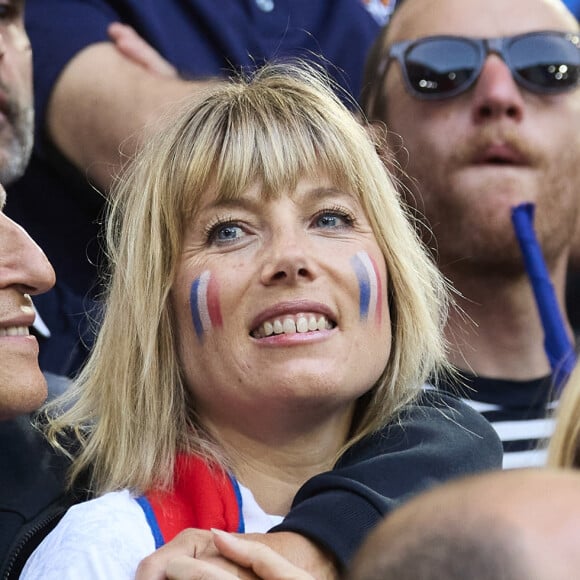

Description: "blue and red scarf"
136 454 244 549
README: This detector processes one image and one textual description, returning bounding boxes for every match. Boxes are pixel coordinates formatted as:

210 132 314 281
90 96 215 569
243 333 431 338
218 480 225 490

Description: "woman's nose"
259 229 316 286
471 54 525 123
0 213 56 295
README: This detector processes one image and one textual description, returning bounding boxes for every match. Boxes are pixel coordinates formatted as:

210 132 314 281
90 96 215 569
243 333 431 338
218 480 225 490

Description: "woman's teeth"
252 314 333 338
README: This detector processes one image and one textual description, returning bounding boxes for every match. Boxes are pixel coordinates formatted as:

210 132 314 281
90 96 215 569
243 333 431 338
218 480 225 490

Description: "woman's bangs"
214 122 359 203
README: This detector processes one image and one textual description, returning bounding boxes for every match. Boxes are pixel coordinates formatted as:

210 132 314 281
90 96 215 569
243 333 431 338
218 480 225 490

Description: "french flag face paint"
190 271 223 340
351 251 383 324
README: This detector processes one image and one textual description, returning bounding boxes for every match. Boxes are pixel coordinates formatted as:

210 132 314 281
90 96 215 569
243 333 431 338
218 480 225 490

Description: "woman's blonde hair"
45 61 451 495
548 364 580 467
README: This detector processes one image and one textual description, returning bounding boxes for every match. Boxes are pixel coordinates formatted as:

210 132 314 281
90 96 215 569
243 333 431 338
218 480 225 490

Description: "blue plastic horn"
511 202 576 389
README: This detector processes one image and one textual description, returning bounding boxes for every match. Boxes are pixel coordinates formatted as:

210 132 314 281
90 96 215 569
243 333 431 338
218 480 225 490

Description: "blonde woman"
22 62 501 579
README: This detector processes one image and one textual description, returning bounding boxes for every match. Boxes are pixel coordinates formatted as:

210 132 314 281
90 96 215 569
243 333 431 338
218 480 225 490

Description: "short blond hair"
45 61 451 495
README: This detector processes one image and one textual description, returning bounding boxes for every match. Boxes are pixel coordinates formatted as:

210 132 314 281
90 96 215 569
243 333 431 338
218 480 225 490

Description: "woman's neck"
206 408 353 515
233 448 335 516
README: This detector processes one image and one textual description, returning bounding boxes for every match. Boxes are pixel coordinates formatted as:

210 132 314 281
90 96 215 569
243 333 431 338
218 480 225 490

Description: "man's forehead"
388 0 578 43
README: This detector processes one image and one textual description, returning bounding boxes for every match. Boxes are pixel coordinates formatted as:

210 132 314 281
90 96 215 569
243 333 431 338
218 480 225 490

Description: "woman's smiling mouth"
251 313 336 338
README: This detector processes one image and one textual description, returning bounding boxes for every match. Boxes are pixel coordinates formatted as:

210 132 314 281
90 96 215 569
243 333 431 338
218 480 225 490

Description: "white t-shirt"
21 486 283 579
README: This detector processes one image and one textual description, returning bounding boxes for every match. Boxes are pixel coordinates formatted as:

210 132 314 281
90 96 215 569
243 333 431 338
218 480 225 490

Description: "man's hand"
108 22 178 77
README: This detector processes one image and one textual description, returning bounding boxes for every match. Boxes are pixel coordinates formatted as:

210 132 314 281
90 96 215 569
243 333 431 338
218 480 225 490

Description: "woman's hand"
164 530 316 579
135 529 333 580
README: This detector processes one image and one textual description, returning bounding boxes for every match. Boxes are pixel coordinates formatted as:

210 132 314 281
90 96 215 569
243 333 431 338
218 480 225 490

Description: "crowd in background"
2 0 580 578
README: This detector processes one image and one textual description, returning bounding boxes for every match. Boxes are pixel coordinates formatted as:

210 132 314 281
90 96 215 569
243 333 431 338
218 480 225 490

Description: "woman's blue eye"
315 212 352 228
215 224 244 241
206 221 246 244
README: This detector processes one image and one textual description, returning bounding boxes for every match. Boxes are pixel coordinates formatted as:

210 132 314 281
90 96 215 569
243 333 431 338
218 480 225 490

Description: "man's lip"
0 314 36 329
250 300 336 331
472 144 527 165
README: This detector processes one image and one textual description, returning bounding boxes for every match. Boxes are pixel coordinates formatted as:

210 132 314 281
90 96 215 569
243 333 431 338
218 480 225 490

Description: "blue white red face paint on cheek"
190 271 223 340
351 251 383 324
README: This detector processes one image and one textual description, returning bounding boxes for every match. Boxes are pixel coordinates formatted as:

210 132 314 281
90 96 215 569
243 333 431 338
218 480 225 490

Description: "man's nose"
0 214 56 295
471 54 525 123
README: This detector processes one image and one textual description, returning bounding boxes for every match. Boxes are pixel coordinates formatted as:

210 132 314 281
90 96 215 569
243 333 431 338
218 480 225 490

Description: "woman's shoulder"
338 386 503 471
402 387 503 441
20 490 156 580
47 489 146 532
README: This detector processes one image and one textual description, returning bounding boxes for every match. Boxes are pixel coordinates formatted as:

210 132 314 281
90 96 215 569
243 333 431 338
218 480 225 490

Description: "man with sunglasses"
361 0 580 470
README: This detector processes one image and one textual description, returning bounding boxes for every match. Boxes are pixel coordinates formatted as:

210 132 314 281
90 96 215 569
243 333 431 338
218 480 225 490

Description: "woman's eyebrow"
299 186 357 203
201 196 262 214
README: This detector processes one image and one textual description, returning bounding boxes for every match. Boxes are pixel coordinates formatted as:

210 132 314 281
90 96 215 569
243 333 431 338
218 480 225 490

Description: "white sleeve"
20 490 156 580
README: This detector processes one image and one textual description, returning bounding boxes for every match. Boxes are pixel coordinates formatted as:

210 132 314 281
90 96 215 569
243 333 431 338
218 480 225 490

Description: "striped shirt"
433 373 557 470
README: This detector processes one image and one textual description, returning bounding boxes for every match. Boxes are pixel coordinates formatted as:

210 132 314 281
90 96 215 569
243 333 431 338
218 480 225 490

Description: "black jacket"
0 416 79 579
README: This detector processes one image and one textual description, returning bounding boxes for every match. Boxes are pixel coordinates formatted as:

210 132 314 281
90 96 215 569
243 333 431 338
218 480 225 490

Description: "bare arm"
46 40 217 191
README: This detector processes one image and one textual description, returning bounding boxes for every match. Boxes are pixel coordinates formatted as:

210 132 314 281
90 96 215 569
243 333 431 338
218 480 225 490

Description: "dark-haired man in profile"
0 1 76 574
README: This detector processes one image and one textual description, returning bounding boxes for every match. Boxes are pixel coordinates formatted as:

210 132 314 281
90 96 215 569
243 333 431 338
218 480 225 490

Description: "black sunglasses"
382 31 580 99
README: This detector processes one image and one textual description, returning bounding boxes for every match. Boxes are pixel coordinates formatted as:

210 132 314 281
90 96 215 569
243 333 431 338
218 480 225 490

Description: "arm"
46 42 217 191
22 1 224 194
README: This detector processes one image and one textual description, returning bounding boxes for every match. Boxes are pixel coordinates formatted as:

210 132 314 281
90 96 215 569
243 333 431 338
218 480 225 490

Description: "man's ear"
363 120 403 177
